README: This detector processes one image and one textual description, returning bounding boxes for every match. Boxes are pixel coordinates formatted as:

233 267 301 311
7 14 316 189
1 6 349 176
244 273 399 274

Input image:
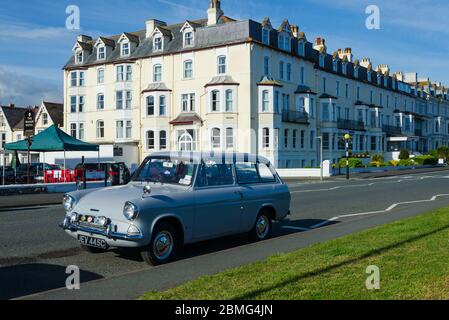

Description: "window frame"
217 55 227 75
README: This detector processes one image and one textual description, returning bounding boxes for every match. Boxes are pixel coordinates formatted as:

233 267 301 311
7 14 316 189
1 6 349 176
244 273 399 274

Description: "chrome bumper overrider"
60 217 144 241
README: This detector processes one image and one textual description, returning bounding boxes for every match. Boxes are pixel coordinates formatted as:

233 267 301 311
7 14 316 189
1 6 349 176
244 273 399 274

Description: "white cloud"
0 67 62 106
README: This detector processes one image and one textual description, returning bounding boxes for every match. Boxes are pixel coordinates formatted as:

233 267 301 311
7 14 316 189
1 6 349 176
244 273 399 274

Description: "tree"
398 149 410 160
437 146 449 162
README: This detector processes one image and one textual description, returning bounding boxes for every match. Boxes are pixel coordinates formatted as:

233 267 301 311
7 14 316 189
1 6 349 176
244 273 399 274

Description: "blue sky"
0 0 448 106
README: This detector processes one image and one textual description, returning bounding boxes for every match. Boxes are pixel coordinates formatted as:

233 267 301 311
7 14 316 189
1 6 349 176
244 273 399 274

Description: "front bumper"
60 216 145 247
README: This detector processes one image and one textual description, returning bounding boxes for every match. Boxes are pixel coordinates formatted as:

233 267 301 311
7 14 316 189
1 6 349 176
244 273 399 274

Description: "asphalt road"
2 170 449 300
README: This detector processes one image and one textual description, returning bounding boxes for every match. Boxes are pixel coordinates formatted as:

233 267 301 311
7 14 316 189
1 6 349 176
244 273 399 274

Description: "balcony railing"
337 119 365 131
382 125 402 136
282 110 309 124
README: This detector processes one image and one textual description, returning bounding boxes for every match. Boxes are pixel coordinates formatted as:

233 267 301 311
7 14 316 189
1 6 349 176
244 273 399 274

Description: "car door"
193 162 242 240
235 162 278 232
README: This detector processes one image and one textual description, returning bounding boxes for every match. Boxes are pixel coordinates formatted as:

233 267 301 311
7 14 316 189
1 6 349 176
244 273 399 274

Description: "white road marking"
308 194 449 229
290 175 449 194
282 193 449 231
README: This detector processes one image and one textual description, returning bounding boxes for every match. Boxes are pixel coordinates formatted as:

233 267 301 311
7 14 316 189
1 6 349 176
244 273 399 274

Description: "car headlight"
97 216 109 227
63 194 76 212
69 212 78 224
123 202 139 221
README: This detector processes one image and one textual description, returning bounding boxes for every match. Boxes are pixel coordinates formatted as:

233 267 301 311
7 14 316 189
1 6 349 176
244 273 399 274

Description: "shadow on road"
0 263 103 300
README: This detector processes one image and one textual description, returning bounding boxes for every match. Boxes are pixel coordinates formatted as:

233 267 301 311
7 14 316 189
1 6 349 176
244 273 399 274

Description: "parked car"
14 163 60 183
0 166 15 184
74 162 131 186
61 152 291 265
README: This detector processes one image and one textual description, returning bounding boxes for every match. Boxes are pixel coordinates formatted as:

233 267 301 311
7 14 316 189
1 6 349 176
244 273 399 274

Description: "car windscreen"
133 157 195 186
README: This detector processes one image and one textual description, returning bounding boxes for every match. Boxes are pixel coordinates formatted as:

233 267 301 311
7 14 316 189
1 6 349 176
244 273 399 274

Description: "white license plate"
78 235 108 249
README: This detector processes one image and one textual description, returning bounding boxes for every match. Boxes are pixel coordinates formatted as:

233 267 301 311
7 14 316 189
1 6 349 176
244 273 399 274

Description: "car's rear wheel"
81 245 108 254
141 222 179 266
250 211 272 241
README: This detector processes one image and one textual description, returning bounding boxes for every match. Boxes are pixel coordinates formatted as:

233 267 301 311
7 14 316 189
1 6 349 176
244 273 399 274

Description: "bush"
398 159 414 167
369 161 387 168
371 154 384 163
414 155 438 166
399 149 410 160
339 158 364 168
436 146 449 162
388 160 399 167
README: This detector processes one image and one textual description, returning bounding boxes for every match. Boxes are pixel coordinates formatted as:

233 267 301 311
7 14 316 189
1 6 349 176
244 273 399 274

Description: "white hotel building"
63 0 449 169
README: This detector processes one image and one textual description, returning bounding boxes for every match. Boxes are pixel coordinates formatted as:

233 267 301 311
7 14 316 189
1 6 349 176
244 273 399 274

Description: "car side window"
258 163 277 183
235 162 260 184
197 162 235 187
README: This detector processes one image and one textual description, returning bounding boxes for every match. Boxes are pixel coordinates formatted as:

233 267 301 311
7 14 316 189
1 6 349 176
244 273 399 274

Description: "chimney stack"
376 64 390 75
337 48 353 62
77 35 92 43
9 103 15 108
290 25 299 38
207 0 224 26
360 58 371 69
145 19 167 38
313 37 326 52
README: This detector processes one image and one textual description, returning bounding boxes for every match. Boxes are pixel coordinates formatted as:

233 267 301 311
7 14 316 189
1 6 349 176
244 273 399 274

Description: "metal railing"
382 125 402 136
282 110 309 124
337 119 365 131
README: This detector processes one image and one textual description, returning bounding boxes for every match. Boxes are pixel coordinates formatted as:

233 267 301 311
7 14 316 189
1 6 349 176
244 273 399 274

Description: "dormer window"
377 74 382 86
342 63 347 75
121 42 130 56
75 51 83 64
184 31 194 47
97 46 106 60
332 60 338 72
298 41 305 56
384 77 388 87
319 55 325 68
278 34 291 52
154 36 163 51
367 71 372 82
354 66 359 78
262 28 270 45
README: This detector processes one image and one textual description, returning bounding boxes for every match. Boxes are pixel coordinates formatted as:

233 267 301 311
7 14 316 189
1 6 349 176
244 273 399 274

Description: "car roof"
149 151 272 165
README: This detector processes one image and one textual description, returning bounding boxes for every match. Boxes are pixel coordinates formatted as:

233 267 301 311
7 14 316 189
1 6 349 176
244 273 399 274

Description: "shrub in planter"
414 155 438 166
339 158 364 168
398 159 414 167
371 154 384 162
399 149 410 160
369 161 388 168
388 160 399 167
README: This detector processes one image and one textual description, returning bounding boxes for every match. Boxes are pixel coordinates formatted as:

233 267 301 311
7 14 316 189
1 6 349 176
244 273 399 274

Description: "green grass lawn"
141 207 449 300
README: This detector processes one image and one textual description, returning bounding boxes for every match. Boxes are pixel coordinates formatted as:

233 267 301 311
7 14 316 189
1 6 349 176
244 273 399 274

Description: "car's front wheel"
249 211 272 241
141 222 179 266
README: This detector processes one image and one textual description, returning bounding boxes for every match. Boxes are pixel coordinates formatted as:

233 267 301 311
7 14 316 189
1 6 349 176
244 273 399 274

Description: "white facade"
62 1 449 169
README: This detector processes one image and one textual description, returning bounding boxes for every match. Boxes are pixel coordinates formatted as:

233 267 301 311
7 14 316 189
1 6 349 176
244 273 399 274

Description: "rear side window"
235 162 259 184
258 163 276 182
197 162 234 187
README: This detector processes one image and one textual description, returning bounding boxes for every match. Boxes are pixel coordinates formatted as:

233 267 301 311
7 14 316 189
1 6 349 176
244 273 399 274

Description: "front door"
193 162 242 240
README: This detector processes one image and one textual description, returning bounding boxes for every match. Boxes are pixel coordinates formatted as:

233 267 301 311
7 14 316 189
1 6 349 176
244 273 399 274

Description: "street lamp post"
316 136 323 182
344 133 351 180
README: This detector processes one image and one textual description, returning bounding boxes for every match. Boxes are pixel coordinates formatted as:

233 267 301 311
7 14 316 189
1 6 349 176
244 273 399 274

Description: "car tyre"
81 245 108 254
249 210 272 241
141 222 179 266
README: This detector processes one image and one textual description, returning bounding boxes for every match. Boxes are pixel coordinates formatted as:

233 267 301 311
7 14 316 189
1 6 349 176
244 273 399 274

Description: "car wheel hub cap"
256 216 269 238
153 232 173 260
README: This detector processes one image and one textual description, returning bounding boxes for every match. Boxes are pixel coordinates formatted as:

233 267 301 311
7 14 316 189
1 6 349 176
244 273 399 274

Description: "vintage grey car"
61 152 291 265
